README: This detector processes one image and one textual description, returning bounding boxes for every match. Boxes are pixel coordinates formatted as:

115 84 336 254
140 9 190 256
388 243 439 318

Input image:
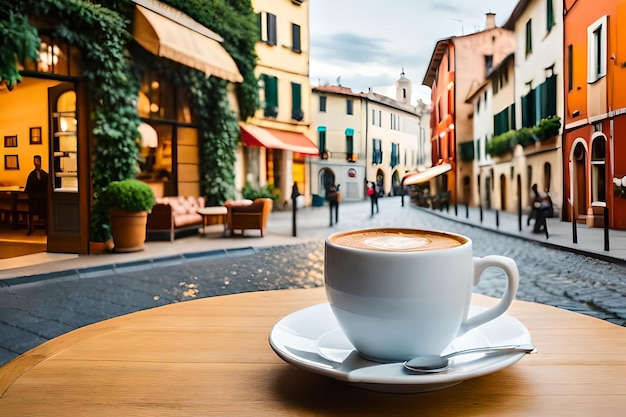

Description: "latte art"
330 228 465 252
363 236 430 251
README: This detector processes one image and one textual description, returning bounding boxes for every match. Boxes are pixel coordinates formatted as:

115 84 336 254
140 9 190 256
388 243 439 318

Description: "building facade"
563 0 626 229
309 73 429 203
502 0 564 218
0 0 247 254
421 13 516 208
239 0 317 207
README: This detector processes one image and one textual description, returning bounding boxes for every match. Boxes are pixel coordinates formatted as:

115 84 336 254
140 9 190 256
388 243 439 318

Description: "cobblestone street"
1 198 625 366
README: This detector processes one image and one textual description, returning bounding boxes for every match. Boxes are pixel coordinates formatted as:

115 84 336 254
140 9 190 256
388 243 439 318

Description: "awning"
240 123 319 156
132 0 243 83
403 163 452 186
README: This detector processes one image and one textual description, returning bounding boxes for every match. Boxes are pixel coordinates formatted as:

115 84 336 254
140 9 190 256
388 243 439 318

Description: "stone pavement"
1 196 625 285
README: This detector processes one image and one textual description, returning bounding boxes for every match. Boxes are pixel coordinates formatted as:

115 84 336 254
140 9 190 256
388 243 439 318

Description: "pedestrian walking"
367 181 379 216
327 184 340 226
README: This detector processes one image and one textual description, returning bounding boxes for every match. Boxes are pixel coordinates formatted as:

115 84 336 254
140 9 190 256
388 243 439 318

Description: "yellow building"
238 0 317 208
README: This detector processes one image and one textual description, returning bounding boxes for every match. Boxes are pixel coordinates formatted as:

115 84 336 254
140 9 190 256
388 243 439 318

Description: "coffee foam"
330 229 465 252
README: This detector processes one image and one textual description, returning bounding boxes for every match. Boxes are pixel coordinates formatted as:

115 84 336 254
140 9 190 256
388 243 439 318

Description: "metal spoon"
404 343 536 374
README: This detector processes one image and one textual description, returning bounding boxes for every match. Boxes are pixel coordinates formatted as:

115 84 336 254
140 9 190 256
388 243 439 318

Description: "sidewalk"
1 197 625 284
424 202 626 264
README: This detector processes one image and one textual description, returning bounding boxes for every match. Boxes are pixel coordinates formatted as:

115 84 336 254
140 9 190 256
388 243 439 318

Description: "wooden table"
197 206 227 236
1 287 625 416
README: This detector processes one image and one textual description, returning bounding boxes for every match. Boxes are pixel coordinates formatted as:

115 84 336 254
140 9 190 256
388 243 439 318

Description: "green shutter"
545 75 557 117
291 82 301 115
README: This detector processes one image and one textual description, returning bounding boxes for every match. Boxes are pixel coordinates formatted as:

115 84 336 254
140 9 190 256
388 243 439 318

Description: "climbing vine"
0 0 259 241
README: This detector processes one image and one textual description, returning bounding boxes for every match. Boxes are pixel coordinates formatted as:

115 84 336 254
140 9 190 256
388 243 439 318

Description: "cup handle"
459 255 520 335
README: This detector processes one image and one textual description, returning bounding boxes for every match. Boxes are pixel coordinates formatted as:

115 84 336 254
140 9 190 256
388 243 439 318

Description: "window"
319 96 327 112
371 109 375 125
521 89 536 128
291 82 302 121
390 143 400 167
588 16 607 83
317 126 327 159
547 0 555 32
591 137 606 202
372 139 383 164
291 23 301 52
485 55 493 73
258 12 277 45
567 44 574 91
476 138 481 162
261 74 278 118
378 110 382 127
544 162 552 194
345 128 355 162
525 19 532 56
346 99 353 115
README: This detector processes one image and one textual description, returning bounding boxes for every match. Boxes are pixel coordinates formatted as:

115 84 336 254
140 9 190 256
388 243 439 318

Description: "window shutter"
292 24 301 52
291 82 302 120
267 13 277 45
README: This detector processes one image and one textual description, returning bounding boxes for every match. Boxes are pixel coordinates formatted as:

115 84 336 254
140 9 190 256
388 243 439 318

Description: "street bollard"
291 182 301 237
465 203 469 219
517 201 522 232
572 208 578 244
604 206 610 251
496 210 499 228
479 205 483 223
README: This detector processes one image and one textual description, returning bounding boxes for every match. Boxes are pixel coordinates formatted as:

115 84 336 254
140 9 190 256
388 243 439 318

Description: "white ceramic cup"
324 228 519 363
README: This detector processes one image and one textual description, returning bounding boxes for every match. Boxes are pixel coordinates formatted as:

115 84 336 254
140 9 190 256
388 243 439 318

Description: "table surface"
1 287 625 416
197 206 227 215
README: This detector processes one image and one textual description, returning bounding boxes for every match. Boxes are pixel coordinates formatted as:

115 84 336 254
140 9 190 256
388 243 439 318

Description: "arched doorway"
499 174 507 211
319 168 335 198
391 170 401 196
573 142 588 220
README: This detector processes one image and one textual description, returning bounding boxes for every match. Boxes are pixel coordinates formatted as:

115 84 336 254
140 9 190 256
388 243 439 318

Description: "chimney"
485 12 496 30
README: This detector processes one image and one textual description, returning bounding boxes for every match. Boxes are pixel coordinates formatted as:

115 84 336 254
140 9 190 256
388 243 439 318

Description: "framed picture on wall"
4 155 19 170
30 127 42 144
4 135 17 147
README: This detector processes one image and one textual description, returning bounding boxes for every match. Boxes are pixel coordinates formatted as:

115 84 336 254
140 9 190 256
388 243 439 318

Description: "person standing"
24 155 49 235
24 155 48 194
327 184 340 226
527 183 541 227
367 181 379 216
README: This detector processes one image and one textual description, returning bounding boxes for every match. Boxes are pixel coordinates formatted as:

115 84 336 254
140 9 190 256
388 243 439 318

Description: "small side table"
197 206 228 236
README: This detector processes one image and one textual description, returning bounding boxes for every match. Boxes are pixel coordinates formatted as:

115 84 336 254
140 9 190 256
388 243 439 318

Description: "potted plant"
101 179 155 252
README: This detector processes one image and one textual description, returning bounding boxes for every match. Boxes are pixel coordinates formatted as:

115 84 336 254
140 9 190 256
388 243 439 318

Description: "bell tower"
396 69 411 104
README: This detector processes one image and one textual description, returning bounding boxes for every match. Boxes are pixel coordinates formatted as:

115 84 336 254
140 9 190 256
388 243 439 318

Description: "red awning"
240 123 319 156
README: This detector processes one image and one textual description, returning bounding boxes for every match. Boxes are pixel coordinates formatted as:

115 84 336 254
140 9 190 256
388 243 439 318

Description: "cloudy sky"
309 0 519 103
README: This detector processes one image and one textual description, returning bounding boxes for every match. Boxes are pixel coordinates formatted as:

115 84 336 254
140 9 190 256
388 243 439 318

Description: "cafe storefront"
0 0 243 259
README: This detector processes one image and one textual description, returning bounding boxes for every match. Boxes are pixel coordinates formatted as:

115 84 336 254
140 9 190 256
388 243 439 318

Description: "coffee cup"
324 228 519 363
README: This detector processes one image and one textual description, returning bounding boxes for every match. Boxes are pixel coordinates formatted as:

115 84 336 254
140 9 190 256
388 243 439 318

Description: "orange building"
563 0 626 229
422 13 515 207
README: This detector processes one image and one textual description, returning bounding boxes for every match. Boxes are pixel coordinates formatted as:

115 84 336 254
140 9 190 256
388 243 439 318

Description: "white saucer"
269 303 532 393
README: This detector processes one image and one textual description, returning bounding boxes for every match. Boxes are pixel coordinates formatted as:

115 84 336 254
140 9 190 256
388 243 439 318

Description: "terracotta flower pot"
109 209 148 252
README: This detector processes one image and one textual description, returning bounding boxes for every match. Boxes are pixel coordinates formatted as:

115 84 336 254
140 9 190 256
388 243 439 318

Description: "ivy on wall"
0 0 259 241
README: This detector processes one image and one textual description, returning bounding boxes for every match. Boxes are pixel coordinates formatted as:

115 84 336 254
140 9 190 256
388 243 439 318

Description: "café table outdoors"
197 205 228 236
0 287 625 416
